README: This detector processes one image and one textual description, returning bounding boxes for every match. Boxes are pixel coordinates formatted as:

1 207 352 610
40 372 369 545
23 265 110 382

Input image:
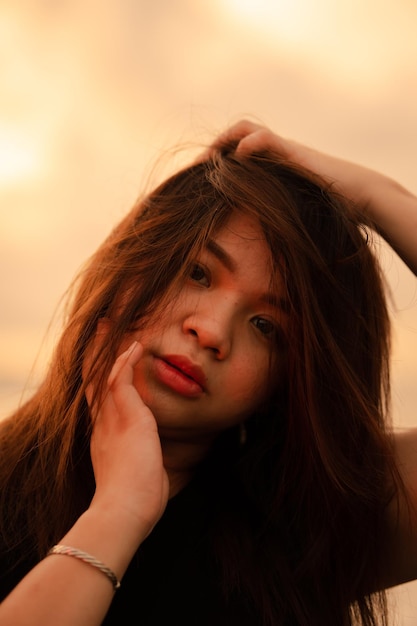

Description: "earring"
239 422 247 446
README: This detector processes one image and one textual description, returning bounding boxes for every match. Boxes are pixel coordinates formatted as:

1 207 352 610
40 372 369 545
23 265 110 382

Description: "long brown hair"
0 146 400 624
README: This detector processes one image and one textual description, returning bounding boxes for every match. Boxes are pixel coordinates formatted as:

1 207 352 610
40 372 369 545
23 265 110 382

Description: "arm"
211 120 417 586
0 342 169 625
210 119 417 275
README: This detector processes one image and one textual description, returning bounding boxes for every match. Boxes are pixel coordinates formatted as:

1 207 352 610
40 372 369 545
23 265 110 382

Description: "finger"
234 129 291 157
196 120 295 164
107 341 142 388
92 341 148 432
194 120 264 163
210 119 263 151
105 341 156 431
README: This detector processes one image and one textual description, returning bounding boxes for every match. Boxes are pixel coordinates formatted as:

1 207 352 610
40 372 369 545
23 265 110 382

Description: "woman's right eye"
189 263 210 286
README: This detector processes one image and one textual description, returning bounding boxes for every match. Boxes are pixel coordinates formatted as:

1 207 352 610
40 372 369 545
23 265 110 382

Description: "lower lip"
153 358 204 398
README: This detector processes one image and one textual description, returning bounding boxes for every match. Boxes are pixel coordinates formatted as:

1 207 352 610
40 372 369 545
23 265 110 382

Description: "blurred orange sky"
0 0 416 619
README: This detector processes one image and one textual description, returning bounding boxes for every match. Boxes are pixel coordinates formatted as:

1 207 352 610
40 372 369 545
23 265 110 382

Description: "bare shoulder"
382 428 417 588
394 426 417 464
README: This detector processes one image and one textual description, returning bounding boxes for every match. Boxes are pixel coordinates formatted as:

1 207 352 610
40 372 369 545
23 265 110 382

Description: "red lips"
162 355 207 389
152 354 207 398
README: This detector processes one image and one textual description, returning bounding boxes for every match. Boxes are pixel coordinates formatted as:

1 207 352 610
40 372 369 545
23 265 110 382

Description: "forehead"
208 212 288 327
218 211 265 240
212 212 272 267
205 212 281 294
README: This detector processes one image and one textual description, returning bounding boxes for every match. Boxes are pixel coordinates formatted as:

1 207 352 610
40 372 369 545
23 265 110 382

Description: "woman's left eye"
252 317 276 336
189 263 210 286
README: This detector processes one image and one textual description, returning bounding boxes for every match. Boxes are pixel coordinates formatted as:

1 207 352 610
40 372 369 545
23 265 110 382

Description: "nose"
183 310 232 359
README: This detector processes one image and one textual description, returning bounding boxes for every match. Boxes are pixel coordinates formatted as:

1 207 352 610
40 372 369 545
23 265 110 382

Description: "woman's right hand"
88 341 169 542
0 341 167 626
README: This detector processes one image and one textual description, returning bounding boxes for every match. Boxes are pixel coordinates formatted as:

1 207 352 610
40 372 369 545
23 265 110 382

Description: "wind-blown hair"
0 145 400 624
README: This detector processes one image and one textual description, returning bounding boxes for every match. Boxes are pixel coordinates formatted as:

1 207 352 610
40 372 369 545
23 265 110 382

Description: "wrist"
86 498 153 546
56 505 149 585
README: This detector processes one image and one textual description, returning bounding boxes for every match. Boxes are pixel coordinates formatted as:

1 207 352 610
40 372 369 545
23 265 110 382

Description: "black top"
0 476 259 625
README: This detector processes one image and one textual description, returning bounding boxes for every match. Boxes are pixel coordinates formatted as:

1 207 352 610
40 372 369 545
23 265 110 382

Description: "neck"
160 433 216 498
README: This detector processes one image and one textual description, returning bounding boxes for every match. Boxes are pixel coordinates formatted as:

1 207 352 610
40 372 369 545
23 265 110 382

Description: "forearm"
276 139 417 275
0 506 146 626
0 341 167 625
345 166 417 276
209 120 417 275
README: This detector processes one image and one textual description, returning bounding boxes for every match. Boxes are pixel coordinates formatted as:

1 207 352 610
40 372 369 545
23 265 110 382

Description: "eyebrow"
206 239 237 272
259 292 290 315
205 238 289 314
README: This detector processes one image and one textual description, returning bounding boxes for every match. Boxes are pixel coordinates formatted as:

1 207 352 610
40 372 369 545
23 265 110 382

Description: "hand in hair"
207 119 379 207
209 119 417 275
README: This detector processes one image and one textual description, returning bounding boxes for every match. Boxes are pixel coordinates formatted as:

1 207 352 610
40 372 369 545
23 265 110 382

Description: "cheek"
228 357 271 408
232 348 287 409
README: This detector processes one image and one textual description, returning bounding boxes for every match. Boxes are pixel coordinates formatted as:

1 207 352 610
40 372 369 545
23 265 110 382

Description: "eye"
252 317 288 349
251 317 276 336
189 263 210 287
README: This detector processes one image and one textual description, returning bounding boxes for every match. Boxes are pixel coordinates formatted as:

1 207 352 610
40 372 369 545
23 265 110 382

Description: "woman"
0 120 416 625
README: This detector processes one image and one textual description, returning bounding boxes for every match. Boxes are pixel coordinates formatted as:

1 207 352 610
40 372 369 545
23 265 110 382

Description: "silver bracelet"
47 544 121 591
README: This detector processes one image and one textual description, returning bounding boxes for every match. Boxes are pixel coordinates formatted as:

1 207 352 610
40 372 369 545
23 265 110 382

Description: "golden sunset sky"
0 0 416 619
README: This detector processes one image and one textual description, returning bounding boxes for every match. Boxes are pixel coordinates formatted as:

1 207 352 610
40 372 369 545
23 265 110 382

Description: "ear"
96 316 112 338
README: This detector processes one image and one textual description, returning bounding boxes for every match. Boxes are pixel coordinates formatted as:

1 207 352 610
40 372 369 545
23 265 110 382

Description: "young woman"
0 120 416 625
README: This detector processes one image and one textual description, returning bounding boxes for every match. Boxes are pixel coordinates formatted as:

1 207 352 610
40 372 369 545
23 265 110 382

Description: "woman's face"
120 212 288 441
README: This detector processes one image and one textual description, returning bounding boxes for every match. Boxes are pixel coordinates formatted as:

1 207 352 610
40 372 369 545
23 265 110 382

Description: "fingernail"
126 340 138 358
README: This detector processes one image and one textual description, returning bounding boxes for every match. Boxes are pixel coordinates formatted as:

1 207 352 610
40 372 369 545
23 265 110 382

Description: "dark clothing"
0 476 259 625
105 478 257 625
